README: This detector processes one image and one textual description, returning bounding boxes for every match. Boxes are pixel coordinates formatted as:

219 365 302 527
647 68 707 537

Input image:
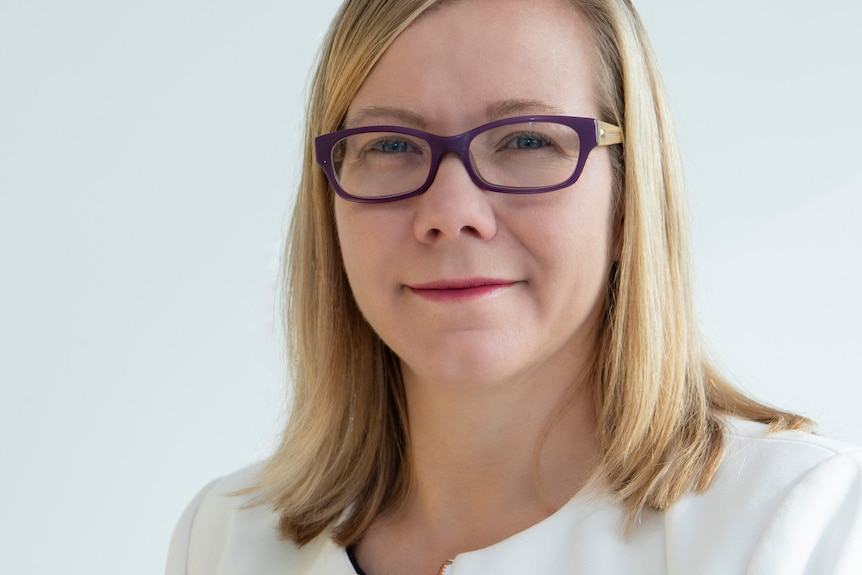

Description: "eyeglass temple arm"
597 121 624 146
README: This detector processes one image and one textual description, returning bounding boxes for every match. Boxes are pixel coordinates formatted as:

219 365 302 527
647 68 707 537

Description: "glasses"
315 115 623 203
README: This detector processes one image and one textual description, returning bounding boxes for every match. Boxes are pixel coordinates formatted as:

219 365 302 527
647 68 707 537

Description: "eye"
368 138 419 154
503 132 552 150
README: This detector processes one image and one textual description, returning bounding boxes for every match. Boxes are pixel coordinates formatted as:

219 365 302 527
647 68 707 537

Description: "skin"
333 0 619 572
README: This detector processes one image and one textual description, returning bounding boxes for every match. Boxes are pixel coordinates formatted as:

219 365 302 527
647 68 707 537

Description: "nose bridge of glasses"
426 131 483 187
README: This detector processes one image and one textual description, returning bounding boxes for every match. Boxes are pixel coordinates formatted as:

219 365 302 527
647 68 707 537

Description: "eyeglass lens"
331 121 582 199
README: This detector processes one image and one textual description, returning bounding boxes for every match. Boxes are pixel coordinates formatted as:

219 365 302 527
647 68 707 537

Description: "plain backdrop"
1 1 860 573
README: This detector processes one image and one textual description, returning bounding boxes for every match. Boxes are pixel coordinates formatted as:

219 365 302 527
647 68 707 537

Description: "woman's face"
334 0 618 389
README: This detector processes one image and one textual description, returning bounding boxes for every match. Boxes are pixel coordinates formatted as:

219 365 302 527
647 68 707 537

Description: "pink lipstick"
407 278 516 302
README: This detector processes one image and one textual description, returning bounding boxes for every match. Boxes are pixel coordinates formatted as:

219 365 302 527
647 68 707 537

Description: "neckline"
342 486 602 574
345 545 454 575
345 544 366 575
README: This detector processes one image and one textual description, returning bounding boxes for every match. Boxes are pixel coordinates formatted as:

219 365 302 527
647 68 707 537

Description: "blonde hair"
251 0 811 545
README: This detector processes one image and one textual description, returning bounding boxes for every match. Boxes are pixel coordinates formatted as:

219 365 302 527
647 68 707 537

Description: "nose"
412 153 498 244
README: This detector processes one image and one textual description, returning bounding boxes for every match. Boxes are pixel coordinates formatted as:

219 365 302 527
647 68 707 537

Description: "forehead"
346 0 599 131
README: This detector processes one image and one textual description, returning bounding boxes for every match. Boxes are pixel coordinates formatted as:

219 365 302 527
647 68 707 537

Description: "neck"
354 355 601 575
399 361 600 552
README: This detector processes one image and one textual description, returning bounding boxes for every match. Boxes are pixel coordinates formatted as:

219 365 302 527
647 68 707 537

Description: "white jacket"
166 419 862 574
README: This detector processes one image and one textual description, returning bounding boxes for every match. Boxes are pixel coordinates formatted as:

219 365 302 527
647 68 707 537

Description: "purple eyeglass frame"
314 115 623 203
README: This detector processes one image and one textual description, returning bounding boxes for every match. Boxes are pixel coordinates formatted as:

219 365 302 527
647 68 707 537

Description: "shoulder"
165 464 354 575
724 417 861 465
716 418 862 497
664 418 862 573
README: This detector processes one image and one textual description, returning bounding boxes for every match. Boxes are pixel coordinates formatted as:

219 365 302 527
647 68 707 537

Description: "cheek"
565 159 618 257
520 179 617 316
334 201 406 298
512 179 616 265
335 205 371 290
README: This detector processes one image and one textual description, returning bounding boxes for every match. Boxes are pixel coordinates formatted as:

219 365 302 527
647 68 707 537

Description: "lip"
407 278 517 302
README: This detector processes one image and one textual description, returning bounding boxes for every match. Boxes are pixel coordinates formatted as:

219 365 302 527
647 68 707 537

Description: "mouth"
406 278 517 302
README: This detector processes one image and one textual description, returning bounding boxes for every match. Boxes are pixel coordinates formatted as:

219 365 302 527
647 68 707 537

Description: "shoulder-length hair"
250 0 810 545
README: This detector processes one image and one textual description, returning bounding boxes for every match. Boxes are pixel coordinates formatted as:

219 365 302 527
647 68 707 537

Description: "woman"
166 0 862 573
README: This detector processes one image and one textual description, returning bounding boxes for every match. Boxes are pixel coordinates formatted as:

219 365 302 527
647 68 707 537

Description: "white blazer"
166 419 862 574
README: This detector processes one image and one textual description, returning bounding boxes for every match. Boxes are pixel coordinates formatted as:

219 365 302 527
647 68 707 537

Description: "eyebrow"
484 99 564 119
343 99 565 129
344 106 427 129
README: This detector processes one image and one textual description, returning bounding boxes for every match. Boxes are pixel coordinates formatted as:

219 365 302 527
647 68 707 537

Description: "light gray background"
1 1 860 573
